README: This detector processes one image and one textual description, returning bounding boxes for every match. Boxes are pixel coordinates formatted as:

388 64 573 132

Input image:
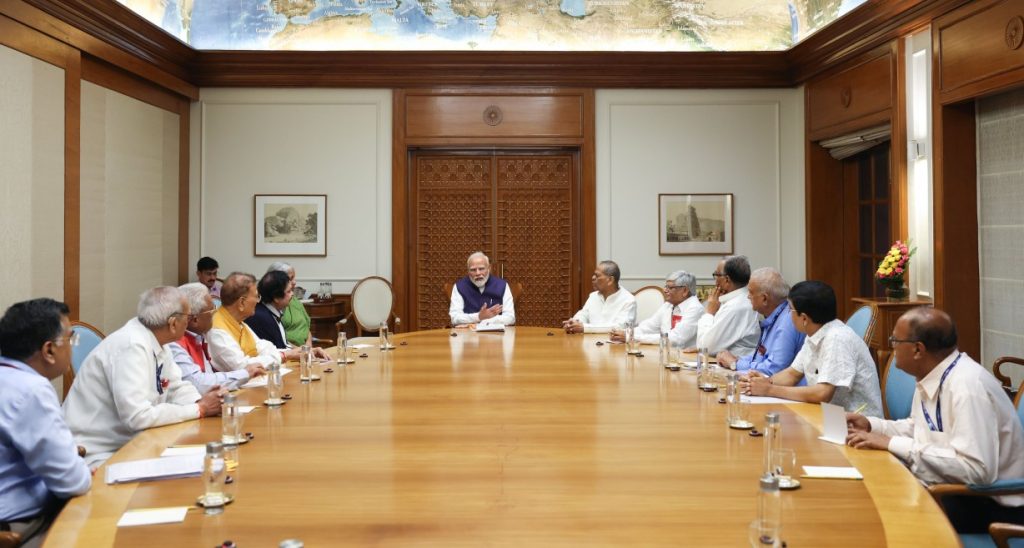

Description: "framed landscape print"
254 194 327 256
658 193 734 255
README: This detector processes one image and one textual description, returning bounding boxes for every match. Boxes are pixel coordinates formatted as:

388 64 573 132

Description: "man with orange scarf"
208 273 302 372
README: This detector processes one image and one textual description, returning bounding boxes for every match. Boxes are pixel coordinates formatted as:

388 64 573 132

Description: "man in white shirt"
169 283 264 393
449 252 516 327
63 287 223 467
612 270 703 347
564 260 636 334
846 307 1024 533
693 255 759 355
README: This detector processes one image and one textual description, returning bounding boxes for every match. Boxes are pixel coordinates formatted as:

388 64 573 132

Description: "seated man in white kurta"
613 270 704 347
693 255 760 356
62 287 223 467
563 260 637 334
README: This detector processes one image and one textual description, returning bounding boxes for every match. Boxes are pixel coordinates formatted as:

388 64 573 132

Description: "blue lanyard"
921 353 962 432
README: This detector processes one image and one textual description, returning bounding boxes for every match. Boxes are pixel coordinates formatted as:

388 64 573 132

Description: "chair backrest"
882 353 917 420
1014 380 1024 430
509 281 523 303
350 276 395 333
0 531 22 548
71 321 105 374
633 285 666 323
845 305 877 345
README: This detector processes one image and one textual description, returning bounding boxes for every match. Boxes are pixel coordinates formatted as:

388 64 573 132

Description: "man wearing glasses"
717 267 805 375
612 270 703 347
0 299 91 547
846 307 1024 534
692 255 760 356
170 283 265 393
63 287 224 467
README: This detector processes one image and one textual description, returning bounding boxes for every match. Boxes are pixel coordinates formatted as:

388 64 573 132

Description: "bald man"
846 307 1024 533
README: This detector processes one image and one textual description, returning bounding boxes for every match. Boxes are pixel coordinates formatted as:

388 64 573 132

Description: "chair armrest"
930 479 1024 507
991 523 1024 548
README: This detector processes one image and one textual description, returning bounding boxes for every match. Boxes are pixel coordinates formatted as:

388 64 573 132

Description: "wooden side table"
302 296 350 347
851 297 933 371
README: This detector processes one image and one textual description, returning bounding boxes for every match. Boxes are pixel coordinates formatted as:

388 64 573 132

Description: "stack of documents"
802 466 864 480
475 319 505 332
104 454 204 484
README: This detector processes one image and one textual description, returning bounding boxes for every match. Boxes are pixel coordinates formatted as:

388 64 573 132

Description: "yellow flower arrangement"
875 240 916 288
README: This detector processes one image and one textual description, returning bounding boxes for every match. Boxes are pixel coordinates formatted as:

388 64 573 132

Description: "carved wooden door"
410 150 579 330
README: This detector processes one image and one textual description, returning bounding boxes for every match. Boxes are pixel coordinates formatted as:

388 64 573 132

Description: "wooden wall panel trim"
807 49 894 140
1 0 197 99
935 0 1024 105
81 56 184 113
405 95 583 139
0 13 72 67
804 137 845 305
392 90 410 326
933 102 980 358
194 51 790 89
64 49 81 319
580 89 596 311
177 101 189 285
891 40 909 245
789 0 971 83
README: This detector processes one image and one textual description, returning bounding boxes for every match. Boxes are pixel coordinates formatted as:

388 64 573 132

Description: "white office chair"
633 285 666 323
348 276 395 336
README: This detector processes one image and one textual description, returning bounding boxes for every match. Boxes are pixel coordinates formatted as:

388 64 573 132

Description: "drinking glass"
201 442 227 513
266 364 284 406
299 344 312 382
336 331 350 365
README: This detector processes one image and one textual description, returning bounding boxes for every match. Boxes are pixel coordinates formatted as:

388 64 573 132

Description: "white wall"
0 44 65 310
596 89 805 290
193 89 392 292
79 81 180 334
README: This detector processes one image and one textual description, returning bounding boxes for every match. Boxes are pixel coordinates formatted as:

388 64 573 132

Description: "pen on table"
852 403 867 415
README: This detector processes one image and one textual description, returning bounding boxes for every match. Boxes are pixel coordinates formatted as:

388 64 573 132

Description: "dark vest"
455 276 507 313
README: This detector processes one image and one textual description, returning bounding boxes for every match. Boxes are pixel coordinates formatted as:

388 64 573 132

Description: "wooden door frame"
392 88 596 329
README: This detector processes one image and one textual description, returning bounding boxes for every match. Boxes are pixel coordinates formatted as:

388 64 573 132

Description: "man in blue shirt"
717 268 805 375
0 299 91 546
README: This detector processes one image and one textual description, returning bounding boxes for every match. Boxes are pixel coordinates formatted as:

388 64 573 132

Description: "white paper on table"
160 445 205 457
801 466 863 480
475 319 505 332
350 344 374 349
105 454 204 484
743 395 798 405
117 506 190 527
818 402 848 445
237 405 258 414
240 367 292 388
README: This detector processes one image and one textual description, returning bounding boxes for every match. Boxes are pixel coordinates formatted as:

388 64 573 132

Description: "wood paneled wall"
0 1 196 318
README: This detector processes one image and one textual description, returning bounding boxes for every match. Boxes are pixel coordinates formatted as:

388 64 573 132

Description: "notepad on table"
743 395 798 405
474 319 505 332
117 506 190 527
105 454 204 484
801 466 864 480
160 445 206 457
350 344 374 349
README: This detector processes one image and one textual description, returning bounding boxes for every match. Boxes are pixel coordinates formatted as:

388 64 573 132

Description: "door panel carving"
411 152 577 330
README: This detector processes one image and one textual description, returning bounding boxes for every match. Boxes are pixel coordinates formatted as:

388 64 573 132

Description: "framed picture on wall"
254 194 327 256
658 193 733 255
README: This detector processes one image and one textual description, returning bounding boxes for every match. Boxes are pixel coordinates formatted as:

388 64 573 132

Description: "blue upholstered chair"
845 304 877 345
62 320 105 394
881 354 916 420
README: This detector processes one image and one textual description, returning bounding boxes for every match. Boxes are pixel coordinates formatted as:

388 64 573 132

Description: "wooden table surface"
46 328 957 547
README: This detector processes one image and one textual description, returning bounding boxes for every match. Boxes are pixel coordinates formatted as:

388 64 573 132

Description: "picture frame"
254 194 327 257
658 193 734 255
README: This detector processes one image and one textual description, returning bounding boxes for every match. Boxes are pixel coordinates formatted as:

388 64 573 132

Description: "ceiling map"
117 0 869 51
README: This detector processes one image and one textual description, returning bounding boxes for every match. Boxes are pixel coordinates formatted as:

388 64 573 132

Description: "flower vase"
884 285 908 301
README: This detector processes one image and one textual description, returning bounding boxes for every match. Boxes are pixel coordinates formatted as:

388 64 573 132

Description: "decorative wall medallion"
840 86 852 108
1007 16 1024 50
483 105 503 126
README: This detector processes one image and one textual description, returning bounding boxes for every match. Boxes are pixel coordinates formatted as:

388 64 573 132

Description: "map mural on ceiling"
117 0 869 52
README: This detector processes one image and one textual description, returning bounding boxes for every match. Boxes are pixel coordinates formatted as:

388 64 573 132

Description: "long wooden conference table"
46 327 957 546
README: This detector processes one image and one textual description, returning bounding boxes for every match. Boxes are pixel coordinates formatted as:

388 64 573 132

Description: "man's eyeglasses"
711 272 725 278
664 284 684 292
53 331 80 347
888 336 918 348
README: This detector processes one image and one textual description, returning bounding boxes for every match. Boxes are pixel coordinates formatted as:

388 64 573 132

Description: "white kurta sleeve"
208 327 280 372
109 343 199 432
